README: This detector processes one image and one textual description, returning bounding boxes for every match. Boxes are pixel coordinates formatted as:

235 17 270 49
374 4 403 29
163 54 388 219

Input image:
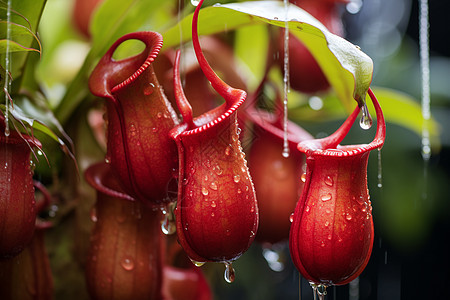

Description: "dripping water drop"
191 0 200 6
317 284 328 300
190 259 205 267
161 202 176 235
224 261 235 283
360 102 373 130
161 214 176 235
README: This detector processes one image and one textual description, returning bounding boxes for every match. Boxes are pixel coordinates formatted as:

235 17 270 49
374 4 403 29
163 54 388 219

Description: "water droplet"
211 212 215 217
90 207 98 222
324 176 333 186
224 261 235 283
327 234 332 240
190 259 205 267
324 221 329 227
289 213 294 223
214 166 223 175
360 102 373 130
191 0 200 6
225 146 232 156
211 201 216 208
377 148 383 188
233 175 241 183
321 193 332 202
210 182 218 190
305 205 310 213
152 127 158 133
161 215 176 235
104 156 111 164
121 257 135 271
143 83 155 95
300 173 307 182
157 112 163 118
282 148 290 158
202 187 209 196
346 213 352 221
317 284 328 300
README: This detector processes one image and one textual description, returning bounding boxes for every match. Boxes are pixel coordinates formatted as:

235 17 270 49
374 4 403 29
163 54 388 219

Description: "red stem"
192 0 237 105
368 88 386 149
174 50 195 129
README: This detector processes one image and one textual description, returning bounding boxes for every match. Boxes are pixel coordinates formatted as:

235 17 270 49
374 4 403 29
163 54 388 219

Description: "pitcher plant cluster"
0 0 388 299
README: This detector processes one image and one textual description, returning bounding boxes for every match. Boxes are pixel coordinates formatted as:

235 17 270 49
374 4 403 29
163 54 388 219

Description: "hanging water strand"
282 0 290 158
419 0 431 161
377 148 382 188
3 0 13 137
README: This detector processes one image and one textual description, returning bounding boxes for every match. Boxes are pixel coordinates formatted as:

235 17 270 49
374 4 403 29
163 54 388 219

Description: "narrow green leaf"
0 39 40 54
0 0 46 80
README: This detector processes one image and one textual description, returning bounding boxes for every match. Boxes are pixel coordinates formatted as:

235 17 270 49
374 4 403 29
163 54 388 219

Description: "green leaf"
0 0 46 80
0 39 40 54
162 1 373 110
234 24 269 91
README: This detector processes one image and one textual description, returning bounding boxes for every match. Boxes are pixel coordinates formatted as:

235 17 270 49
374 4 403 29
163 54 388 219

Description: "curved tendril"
368 88 386 149
192 0 242 105
300 105 361 153
174 50 195 129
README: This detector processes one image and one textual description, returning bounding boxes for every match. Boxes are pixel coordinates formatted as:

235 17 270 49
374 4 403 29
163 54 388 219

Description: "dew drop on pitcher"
121 257 135 271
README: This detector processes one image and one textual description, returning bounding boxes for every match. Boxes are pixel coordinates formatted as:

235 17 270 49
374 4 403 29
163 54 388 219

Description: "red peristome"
89 31 179 205
84 162 163 299
169 0 258 263
289 89 385 285
0 122 41 259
